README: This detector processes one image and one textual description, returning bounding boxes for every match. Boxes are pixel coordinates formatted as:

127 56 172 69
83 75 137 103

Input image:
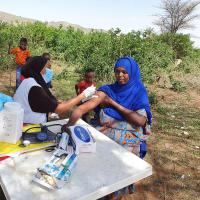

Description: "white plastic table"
0 119 152 200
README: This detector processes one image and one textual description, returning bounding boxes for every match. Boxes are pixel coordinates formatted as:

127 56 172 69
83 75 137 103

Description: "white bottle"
0 102 24 144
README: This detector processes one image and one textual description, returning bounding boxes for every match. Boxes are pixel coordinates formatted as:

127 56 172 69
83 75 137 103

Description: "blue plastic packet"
0 93 13 111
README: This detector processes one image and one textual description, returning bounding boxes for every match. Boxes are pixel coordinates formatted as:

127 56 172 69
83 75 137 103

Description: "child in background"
75 69 96 122
75 69 96 95
8 38 31 89
42 53 54 88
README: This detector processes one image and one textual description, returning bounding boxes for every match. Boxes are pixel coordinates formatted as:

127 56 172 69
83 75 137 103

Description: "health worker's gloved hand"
82 85 96 98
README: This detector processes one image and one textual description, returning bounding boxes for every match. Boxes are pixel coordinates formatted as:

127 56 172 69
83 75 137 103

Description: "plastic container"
0 102 24 144
69 125 96 154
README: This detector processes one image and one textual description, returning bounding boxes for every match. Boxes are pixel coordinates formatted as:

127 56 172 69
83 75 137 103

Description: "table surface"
0 119 152 200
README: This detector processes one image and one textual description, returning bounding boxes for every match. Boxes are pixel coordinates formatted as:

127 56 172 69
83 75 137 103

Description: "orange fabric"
76 80 96 95
10 47 30 65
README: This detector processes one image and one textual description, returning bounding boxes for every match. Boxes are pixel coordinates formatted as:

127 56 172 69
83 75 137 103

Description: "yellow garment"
0 124 55 157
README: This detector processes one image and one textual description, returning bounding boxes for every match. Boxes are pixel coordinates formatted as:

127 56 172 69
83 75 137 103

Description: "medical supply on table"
21 125 58 144
32 125 96 190
68 125 96 154
0 124 62 159
0 102 24 144
33 131 76 189
22 140 31 147
33 152 77 190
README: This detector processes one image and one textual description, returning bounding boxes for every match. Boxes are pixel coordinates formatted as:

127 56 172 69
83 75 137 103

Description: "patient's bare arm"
101 96 147 127
67 91 106 126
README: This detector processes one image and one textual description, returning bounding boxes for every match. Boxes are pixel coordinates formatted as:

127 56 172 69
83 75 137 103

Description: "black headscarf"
21 56 56 100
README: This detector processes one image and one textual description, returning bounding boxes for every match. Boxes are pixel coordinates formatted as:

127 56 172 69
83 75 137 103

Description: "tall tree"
155 0 200 33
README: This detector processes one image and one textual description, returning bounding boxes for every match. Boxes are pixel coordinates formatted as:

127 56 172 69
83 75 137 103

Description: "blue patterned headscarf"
98 56 152 125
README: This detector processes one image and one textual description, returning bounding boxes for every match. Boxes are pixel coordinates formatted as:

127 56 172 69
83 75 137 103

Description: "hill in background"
0 10 104 32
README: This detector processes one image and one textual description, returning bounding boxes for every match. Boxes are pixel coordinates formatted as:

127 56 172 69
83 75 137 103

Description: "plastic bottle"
0 102 24 144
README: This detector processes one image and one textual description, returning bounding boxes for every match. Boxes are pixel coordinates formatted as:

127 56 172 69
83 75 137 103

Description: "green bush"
0 21 199 83
159 33 193 59
179 48 200 74
171 80 186 92
148 91 158 106
156 105 168 115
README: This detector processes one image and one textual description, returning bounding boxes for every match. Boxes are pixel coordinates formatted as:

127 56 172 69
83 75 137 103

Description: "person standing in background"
8 38 31 89
42 53 54 88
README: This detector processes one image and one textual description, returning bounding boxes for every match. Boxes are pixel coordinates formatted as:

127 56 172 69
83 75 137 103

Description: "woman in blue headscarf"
67 56 152 156
67 56 152 199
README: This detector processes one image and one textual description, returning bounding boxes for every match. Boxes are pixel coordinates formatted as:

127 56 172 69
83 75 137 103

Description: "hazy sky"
0 0 200 47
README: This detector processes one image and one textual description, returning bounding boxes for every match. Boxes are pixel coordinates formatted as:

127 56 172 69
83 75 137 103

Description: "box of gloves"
68 125 96 154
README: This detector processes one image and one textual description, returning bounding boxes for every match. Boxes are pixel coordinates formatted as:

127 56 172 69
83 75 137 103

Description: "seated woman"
67 56 152 155
13 56 95 124
66 56 152 199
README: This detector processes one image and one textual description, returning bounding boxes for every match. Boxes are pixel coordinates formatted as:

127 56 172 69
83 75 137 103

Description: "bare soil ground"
125 85 200 200
0 70 199 200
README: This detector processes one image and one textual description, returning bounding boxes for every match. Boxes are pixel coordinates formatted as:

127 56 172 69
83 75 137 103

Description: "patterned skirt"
96 110 148 156
95 110 149 200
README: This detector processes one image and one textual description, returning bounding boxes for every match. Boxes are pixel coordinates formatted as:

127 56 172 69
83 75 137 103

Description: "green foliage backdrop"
0 21 199 83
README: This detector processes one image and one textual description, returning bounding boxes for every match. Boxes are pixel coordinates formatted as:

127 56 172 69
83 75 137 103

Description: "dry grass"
123 86 200 200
